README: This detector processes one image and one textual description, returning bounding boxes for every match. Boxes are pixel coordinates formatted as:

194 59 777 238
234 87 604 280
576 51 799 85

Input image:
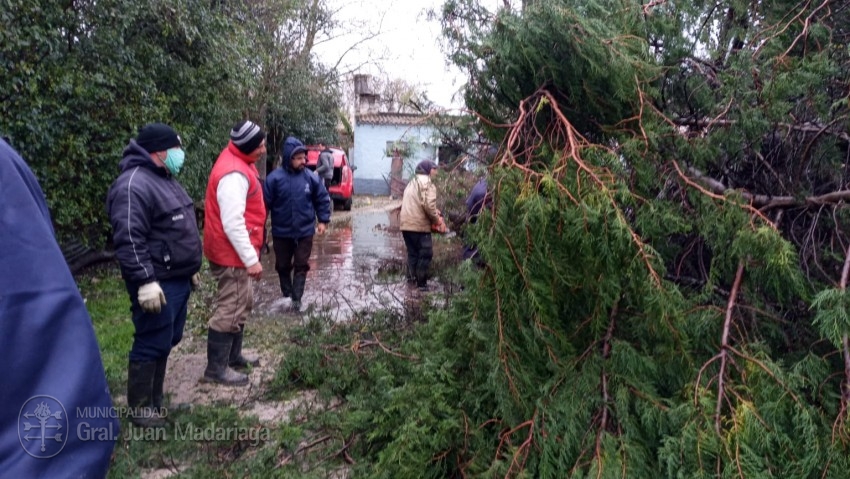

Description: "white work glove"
191 273 201 291
138 281 167 313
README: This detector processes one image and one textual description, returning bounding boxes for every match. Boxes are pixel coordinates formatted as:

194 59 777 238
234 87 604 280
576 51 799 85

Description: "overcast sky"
313 0 499 109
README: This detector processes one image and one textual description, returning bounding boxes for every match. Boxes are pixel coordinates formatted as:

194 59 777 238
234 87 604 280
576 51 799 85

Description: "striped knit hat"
230 120 265 154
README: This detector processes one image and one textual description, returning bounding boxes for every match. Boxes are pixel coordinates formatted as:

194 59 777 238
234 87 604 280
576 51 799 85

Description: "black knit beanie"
136 123 181 153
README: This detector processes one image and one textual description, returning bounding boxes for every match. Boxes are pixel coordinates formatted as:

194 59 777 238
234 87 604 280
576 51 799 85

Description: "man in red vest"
202 120 267 386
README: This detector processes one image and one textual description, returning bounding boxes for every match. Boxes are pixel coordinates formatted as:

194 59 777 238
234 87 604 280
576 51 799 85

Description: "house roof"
356 112 429 126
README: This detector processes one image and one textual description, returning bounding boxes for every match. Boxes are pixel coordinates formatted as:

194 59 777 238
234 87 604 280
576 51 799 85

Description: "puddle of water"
254 202 455 319
141 466 186 479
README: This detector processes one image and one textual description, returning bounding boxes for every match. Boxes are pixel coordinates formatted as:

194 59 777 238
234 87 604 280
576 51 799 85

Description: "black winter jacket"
106 140 202 284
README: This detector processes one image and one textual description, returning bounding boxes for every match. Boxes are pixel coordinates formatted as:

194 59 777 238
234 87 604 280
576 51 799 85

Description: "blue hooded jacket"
264 136 332 239
466 178 489 222
0 139 117 477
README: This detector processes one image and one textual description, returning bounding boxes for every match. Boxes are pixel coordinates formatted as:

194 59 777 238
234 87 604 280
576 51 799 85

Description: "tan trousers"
208 262 253 334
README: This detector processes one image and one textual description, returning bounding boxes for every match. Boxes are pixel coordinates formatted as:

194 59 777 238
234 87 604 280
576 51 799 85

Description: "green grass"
78 268 134 395
77 254 461 477
105 405 294 479
77 266 293 478
77 264 350 478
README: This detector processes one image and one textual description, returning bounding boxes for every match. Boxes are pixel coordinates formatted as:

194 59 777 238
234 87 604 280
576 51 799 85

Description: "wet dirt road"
253 197 441 320
161 198 415 411
153 196 459 439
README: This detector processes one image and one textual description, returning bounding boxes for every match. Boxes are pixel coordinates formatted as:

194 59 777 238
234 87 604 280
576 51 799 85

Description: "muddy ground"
151 195 459 422
137 196 459 478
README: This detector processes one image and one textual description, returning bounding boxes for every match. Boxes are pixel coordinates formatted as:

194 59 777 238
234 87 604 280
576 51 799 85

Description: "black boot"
127 361 166 428
151 356 168 414
416 265 429 291
229 326 260 369
291 273 307 312
406 260 417 284
279 271 292 298
202 329 249 386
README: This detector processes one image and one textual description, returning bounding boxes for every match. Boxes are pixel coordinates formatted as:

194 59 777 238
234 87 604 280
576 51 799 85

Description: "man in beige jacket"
399 160 446 290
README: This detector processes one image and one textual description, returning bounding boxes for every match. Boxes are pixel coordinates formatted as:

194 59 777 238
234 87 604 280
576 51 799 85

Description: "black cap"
136 123 181 153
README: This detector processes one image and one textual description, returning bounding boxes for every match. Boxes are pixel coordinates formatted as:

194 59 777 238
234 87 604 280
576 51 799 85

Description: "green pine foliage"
265 0 850 476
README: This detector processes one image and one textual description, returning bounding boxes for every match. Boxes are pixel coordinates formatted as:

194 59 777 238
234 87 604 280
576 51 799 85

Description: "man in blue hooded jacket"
0 138 117 477
264 136 332 312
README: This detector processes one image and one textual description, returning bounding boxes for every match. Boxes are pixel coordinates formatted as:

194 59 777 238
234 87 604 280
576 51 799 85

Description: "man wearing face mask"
201 120 267 386
106 122 202 427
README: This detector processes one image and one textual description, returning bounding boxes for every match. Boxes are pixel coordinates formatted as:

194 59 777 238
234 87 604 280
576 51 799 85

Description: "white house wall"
351 123 438 196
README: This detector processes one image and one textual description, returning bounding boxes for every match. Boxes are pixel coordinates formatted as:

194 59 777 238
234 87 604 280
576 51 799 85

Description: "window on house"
385 140 414 158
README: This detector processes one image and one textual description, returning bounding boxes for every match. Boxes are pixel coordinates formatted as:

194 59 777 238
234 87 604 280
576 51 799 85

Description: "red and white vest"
203 142 266 267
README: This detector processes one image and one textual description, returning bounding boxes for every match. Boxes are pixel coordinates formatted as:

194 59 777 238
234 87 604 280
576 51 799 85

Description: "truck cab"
305 146 355 211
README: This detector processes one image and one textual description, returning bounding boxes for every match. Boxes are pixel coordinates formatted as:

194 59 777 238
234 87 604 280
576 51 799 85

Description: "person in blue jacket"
106 123 202 427
0 137 117 477
462 177 490 264
264 136 332 312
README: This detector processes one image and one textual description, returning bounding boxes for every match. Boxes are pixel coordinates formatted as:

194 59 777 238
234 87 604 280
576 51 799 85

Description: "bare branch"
672 162 776 226
838 243 850 428
716 261 745 435
683 165 850 210
674 117 850 143
641 0 668 15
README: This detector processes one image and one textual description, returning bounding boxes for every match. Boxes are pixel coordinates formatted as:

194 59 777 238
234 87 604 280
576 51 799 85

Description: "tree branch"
595 299 619 471
673 117 850 143
840 243 850 418
641 0 668 15
672 162 775 226
683 165 850 209
716 261 745 435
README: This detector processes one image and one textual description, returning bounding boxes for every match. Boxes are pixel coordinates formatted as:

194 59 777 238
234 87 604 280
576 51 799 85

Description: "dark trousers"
126 277 192 362
273 235 314 289
402 231 433 287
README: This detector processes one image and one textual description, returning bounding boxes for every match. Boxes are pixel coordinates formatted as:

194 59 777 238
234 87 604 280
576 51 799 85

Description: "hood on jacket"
280 136 308 171
118 139 166 175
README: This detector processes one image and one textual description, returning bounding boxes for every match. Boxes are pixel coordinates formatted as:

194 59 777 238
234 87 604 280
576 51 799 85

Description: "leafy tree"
0 0 343 243
1 0 253 243
264 58 341 162
241 0 341 167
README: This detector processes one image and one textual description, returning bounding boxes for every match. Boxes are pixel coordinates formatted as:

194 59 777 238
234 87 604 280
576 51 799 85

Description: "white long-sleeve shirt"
217 172 259 267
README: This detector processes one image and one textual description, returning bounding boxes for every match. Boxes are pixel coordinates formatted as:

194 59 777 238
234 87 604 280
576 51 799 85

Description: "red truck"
305 146 355 211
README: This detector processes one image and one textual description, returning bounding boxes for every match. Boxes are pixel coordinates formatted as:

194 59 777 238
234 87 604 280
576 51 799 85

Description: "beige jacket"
400 174 441 232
